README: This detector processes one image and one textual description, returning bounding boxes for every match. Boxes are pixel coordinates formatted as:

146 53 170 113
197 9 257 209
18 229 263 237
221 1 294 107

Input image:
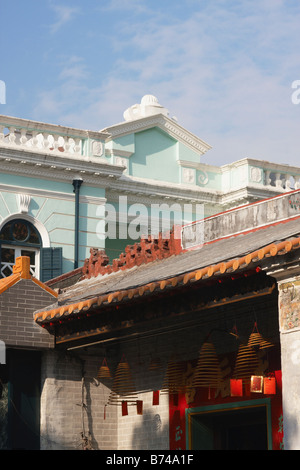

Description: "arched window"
0 219 42 278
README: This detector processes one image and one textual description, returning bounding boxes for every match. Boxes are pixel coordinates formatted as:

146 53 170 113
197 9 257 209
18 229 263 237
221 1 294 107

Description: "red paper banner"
230 379 243 396
122 401 128 416
137 400 143 415
264 376 276 395
153 390 160 406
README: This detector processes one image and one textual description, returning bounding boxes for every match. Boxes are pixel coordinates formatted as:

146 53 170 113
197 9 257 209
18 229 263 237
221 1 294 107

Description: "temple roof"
34 209 300 326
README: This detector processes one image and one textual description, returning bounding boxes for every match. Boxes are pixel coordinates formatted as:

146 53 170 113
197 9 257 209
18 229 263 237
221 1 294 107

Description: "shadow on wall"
281 408 299 450
129 407 169 451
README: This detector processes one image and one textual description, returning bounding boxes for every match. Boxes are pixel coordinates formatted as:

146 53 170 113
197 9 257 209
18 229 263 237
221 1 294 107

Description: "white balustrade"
263 168 300 191
0 123 83 157
0 116 107 160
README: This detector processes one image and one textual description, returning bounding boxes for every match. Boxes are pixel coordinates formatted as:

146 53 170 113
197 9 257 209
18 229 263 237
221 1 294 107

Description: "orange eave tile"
0 273 21 294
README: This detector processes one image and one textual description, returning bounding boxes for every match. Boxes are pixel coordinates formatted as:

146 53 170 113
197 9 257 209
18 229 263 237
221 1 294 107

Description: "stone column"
278 275 300 450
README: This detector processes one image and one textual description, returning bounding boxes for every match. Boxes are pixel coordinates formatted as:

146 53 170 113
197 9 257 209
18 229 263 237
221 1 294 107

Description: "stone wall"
40 348 169 451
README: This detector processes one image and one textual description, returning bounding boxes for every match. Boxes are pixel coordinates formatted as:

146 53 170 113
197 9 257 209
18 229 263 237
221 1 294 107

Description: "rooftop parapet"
0 114 109 160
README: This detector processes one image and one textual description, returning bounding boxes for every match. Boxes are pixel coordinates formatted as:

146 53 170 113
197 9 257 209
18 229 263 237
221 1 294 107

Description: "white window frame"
1 244 40 278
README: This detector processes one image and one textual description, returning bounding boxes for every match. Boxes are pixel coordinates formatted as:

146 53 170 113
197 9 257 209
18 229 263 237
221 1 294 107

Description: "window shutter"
40 247 62 282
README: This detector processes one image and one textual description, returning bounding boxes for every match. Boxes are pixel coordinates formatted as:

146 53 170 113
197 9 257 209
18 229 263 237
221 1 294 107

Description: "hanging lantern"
192 342 222 389
248 322 274 350
232 343 259 381
97 358 112 379
247 322 264 349
259 337 275 350
148 356 162 371
161 357 184 395
108 356 138 406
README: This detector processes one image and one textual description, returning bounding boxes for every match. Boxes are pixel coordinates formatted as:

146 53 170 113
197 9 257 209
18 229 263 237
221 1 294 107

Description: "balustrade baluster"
284 175 290 191
74 138 81 155
42 132 50 151
19 128 28 147
31 131 39 149
8 127 16 144
64 137 71 153
52 134 60 152
264 170 271 186
0 125 5 143
275 173 283 188
294 176 300 190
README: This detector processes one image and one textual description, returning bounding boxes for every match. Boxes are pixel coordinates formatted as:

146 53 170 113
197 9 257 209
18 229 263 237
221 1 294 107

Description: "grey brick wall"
0 279 55 349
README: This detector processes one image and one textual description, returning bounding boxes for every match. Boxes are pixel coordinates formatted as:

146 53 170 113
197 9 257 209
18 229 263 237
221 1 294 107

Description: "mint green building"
0 95 299 281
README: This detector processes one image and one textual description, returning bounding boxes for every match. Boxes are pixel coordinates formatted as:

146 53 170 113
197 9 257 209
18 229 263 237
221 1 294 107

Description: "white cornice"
101 114 212 156
177 160 221 172
0 183 106 205
0 145 125 184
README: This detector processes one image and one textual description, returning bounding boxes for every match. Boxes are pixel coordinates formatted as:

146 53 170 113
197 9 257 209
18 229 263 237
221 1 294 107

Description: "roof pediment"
101 95 212 156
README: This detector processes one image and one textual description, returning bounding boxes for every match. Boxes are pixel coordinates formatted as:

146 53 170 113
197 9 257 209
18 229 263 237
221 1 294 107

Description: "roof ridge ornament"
13 256 31 279
123 95 169 122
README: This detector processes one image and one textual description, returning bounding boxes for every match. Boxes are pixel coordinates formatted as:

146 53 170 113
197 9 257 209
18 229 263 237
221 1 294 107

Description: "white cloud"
34 1 300 167
48 3 80 33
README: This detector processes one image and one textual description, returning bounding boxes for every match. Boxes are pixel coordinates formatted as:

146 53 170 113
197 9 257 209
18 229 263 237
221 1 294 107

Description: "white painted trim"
0 183 106 205
0 213 50 247
102 114 212 155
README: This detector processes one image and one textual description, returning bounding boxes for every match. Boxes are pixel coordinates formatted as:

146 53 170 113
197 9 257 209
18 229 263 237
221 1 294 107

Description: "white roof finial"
123 95 169 121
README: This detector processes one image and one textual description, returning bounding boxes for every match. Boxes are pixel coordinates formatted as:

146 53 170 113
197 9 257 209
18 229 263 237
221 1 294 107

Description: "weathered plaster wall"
278 275 300 450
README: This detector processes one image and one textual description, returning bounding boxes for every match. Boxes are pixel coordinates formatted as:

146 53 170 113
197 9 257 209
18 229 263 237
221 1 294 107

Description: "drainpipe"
72 177 83 269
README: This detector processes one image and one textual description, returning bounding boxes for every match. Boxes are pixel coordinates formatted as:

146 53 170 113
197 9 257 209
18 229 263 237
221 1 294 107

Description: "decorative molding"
105 149 133 158
102 115 212 156
177 160 221 173
0 183 106 205
91 140 103 157
198 170 209 186
250 166 263 183
0 145 125 180
182 168 195 184
17 193 31 213
114 156 128 168
0 213 51 247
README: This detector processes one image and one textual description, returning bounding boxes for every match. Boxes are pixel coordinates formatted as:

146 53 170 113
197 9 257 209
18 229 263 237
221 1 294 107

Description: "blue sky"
1 0 300 167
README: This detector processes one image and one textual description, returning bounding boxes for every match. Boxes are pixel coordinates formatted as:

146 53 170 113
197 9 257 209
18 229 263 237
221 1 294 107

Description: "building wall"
278 274 300 450
0 175 106 274
0 279 55 349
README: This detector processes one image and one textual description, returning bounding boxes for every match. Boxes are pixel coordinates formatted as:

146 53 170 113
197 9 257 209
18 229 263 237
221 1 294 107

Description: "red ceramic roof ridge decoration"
81 228 182 280
34 236 300 325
